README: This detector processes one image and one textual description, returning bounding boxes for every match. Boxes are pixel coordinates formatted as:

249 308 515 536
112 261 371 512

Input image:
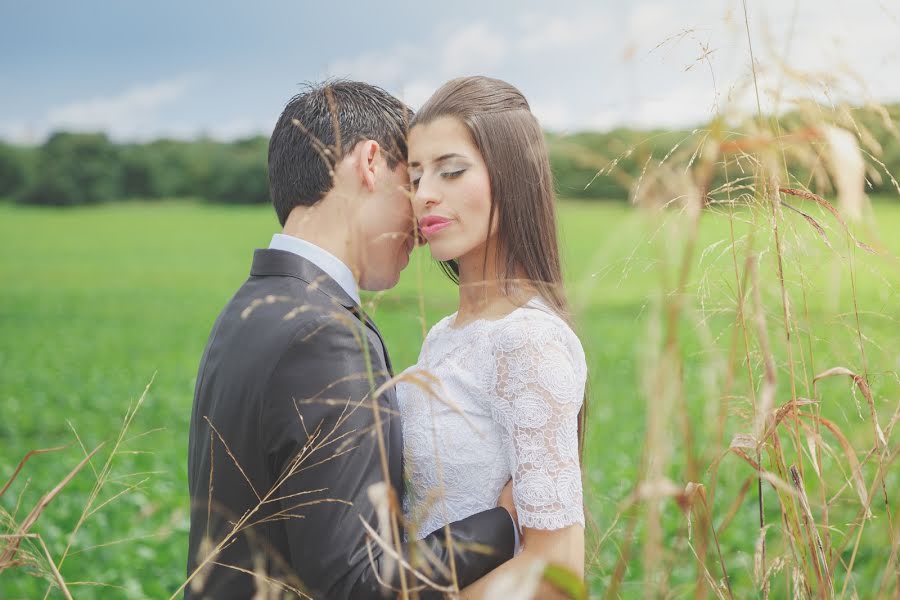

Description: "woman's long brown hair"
411 75 587 455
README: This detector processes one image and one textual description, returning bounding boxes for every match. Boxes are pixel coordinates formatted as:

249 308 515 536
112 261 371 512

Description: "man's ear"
355 140 381 193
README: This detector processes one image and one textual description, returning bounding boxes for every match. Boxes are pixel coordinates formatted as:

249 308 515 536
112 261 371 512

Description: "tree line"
0 134 270 206
1 103 898 206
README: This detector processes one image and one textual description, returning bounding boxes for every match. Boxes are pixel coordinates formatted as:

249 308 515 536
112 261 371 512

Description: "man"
186 81 517 599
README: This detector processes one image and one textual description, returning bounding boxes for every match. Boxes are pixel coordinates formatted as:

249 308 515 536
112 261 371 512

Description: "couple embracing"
186 76 587 599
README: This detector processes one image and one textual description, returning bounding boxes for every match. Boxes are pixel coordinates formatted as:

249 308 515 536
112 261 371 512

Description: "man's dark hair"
268 80 412 226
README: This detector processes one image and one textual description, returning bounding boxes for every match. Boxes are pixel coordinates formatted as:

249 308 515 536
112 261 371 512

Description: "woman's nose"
414 176 440 211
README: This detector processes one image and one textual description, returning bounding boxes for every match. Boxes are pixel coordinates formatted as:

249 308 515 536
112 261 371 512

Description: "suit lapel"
252 249 396 372
251 248 403 486
250 249 358 308
350 306 394 377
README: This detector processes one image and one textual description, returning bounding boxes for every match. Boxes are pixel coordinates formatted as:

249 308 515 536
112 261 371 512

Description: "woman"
397 76 587 598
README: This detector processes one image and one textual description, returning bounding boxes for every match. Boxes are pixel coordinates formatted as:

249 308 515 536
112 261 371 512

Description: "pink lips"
418 215 453 237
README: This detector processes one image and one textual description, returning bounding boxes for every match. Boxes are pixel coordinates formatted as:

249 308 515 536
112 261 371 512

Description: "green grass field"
1 198 897 598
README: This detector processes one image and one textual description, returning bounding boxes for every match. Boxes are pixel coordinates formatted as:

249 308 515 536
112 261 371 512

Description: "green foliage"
547 104 900 201
2 102 898 206
20 132 122 206
7 135 271 206
119 143 159 199
0 142 33 200
0 200 897 598
548 128 692 200
204 137 269 204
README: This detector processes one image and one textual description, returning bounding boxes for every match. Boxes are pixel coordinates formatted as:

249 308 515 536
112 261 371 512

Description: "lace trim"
519 506 585 530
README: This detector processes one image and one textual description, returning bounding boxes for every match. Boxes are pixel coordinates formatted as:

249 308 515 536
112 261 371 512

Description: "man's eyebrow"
408 153 466 169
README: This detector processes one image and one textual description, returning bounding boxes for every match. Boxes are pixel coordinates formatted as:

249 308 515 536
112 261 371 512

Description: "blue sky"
3 0 898 143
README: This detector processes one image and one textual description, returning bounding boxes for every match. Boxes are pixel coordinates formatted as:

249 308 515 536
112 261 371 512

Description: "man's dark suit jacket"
186 248 515 599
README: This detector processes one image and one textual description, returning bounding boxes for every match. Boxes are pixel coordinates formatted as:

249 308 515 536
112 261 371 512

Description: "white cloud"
328 43 423 84
0 76 203 143
775 5 900 102
322 1 898 134
633 84 718 128
7 0 897 143
530 100 573 131
324 7 617 123
326 20 512 96
0 74 278 143
45 77 194 139
0 120 36 145
627 2 680 51
515 13 606 54
197 117 272 141
396 80 440 110
586 109 624 131
439 22 508 75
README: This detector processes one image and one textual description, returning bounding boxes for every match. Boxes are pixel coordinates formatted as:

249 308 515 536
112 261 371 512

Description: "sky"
2 0 898 143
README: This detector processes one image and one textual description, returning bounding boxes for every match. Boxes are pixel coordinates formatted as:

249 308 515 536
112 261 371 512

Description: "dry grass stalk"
812 367 887 451
591 4 899 594
0 446 67 500
0 533 74 600
0 444 102 598
820 126 868 222
788 465 833 597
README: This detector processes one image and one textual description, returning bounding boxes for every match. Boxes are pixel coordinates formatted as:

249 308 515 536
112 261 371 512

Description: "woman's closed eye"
410 169 464 190
440 168 466 179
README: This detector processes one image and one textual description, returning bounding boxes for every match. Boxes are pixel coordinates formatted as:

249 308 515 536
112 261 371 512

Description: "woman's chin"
428 237 476 263
428 247 458 263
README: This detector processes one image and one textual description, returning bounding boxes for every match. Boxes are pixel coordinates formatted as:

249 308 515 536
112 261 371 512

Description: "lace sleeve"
490 313 586 530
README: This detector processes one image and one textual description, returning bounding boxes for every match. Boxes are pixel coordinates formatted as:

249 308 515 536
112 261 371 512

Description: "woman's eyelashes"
409 168 465 190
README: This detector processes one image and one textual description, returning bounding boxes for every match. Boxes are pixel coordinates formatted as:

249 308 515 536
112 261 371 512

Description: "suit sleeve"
260 316 515 599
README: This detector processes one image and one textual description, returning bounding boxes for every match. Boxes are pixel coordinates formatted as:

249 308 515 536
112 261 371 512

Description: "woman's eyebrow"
435 152 464 163
408 152 466 169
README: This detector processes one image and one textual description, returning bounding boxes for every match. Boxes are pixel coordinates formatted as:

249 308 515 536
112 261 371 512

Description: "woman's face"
407 116 495 264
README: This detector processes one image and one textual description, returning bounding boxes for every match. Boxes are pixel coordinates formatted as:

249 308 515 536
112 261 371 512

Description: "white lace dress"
396 298 587 539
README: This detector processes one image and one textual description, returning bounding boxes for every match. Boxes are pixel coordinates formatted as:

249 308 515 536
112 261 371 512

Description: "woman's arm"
463 313 588 598
460 525 584 599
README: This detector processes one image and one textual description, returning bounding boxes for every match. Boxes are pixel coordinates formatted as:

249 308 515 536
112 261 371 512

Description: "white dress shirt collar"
268 233 361 305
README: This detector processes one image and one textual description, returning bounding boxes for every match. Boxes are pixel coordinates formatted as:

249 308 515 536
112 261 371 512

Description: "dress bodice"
396 299 587 539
